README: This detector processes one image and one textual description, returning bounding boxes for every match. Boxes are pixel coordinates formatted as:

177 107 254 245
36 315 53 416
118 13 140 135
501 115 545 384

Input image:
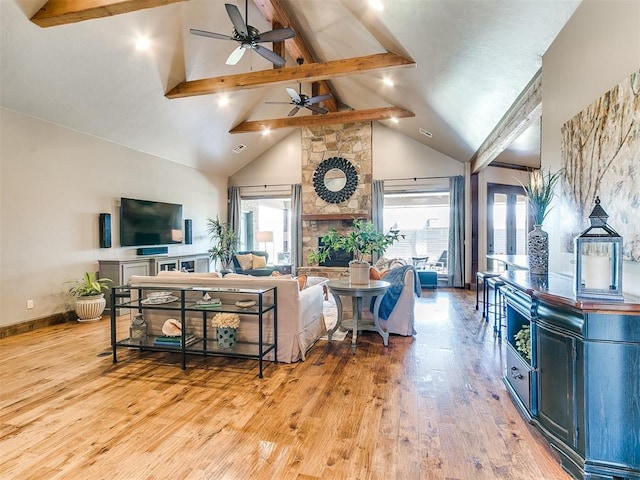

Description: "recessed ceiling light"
218 96 229 107
262 128 271 136
370 0 384 12
383 77 394 87
135 37 151 51
391 117 399 124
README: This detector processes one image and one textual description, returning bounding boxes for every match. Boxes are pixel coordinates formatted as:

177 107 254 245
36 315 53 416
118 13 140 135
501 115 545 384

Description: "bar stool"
476 271 501 319
486 276 506 337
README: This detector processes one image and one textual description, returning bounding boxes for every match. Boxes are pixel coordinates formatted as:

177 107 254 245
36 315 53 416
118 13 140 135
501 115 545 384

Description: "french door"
487 184 528 269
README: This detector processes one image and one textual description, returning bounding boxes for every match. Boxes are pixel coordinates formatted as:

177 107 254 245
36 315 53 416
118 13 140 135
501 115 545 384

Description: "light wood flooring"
0 288 571 480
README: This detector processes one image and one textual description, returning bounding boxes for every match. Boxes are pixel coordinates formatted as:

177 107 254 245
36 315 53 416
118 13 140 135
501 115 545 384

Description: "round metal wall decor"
312 157 358 204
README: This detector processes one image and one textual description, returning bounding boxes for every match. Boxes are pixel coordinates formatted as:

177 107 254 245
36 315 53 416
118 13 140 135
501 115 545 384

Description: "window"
382 191 450 272
240 197 291 265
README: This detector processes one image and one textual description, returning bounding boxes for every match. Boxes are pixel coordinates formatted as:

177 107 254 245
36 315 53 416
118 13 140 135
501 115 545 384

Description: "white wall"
0 109 227 327
230 130 302 187
372 123 464 179
541 0 640 296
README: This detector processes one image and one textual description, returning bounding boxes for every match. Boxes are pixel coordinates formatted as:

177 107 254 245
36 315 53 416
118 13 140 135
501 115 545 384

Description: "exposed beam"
166 52 415 99
251 0 339 112
30 0 186 27
229 107 414 133
470 69 542 173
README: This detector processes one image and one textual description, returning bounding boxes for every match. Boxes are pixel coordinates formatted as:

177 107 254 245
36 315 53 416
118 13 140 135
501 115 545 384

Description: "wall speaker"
99 213 111 248
184 219 193 245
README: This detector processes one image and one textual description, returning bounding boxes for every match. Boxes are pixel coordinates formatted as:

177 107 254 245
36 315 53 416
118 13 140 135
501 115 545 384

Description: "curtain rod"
234 183 294 189
382 175 455 182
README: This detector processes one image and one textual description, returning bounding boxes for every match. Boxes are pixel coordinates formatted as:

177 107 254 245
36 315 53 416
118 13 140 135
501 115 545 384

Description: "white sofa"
127 271 328 363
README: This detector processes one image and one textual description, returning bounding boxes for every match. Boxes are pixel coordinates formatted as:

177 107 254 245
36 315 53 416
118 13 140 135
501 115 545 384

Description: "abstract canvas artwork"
560 70 640 261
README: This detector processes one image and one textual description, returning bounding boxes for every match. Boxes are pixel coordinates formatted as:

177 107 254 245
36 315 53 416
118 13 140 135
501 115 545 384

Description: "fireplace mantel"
301 213 370 221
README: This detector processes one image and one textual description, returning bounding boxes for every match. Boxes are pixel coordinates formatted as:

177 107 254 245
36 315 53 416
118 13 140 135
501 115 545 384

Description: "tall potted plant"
309 218 403 285
67 272 112 322
520 168 562 274
206 216 238 274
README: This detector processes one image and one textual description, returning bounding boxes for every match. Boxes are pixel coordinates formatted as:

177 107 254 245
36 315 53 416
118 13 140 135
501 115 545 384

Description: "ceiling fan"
190 2 295 67
266 86 333 117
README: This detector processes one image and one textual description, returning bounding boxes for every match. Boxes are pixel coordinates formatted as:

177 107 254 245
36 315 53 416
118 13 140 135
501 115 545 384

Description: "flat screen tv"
120 197 183 247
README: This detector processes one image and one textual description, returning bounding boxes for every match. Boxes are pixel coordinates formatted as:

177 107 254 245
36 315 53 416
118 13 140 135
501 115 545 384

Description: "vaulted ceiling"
0 0 581 176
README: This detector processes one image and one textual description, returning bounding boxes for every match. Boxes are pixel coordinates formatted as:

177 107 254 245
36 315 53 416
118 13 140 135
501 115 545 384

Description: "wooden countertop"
500 270 640 315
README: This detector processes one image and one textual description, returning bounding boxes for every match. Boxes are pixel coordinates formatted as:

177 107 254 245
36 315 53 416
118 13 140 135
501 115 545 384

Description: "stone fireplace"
300 122 373 271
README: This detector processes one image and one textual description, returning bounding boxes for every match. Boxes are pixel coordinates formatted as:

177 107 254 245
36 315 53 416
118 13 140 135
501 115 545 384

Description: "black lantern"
574 197 623 301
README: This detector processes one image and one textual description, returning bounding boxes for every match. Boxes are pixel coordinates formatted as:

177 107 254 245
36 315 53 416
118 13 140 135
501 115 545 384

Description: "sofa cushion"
369 266 382 280
252 254 267 269
236 253 253 271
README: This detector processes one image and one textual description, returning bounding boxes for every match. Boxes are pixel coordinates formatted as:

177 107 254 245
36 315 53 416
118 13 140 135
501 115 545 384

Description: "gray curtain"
372 180 384 263
291 184 303 272
227 186 241 236
448 175 465 287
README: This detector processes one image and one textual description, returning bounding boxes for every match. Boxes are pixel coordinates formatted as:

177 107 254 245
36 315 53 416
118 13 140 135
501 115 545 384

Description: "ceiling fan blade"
190 29 234 41
252 45 286 66
256 27 295 43
306 104 329 115
265 101 292 105
225 3 248 37
226 45 246 65
286 88 301 103
305 93 333 105
288 106 301 117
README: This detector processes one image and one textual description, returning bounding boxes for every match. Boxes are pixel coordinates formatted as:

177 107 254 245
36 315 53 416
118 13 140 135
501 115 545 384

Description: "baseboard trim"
0 311 76 339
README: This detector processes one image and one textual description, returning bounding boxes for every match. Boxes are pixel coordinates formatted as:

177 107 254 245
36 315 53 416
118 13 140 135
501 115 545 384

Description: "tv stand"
99 253 210 313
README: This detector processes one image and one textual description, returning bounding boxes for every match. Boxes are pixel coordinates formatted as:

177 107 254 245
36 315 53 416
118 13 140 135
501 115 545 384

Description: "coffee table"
326 279 390 353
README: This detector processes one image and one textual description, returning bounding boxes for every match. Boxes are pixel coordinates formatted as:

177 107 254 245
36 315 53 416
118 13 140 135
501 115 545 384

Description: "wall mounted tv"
120 197 183 247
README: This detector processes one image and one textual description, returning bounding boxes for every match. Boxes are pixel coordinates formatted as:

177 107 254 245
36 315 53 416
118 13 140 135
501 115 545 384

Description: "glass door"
487 184 528 270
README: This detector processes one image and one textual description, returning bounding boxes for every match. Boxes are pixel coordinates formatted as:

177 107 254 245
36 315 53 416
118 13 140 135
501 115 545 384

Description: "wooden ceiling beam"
252 0 338 111
229 106 414 133
470 69 542 173
166 52 415 99
30 0 186 27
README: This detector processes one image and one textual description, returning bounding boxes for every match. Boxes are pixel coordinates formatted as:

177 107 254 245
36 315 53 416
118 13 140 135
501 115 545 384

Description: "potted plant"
206 216 238 273
309 218 403 284
67 271 112 322
212 312 240 349
519 168 562 275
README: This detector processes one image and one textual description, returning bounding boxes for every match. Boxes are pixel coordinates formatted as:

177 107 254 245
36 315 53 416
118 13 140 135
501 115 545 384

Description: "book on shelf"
153 334 197 346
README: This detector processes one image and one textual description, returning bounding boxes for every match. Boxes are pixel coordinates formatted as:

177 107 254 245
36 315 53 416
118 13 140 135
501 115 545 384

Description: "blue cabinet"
502 271 640 480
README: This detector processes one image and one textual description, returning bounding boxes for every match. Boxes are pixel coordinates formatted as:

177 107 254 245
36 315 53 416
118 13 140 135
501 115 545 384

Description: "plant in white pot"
67 272 112 322
309 219 403 285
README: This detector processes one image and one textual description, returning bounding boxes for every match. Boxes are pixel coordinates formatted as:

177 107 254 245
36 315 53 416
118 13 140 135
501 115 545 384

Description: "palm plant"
520 168 562 226
206 216 238 271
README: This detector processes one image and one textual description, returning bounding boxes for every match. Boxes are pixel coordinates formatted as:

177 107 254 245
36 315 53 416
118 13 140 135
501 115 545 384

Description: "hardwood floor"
0 289 571 480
